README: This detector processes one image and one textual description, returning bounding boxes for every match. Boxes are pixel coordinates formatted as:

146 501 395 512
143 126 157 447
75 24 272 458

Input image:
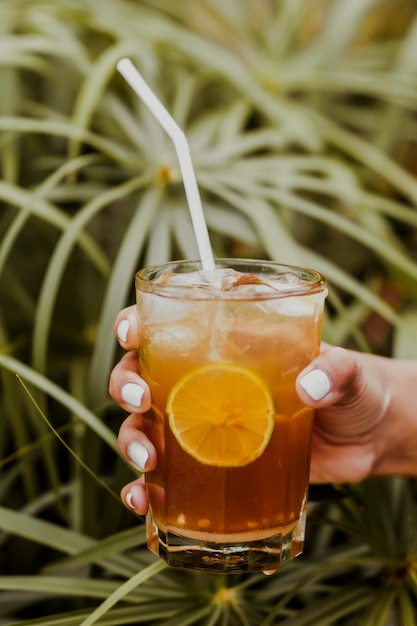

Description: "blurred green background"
0 1 417 624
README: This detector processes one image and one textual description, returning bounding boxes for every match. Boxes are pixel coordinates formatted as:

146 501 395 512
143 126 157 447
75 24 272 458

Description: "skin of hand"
109 306 417 514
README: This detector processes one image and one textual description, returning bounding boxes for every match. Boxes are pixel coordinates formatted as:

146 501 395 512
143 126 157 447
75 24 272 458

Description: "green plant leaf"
44 526 146 572
0 353 117 451
393 309 417 359
78 560 168 626
86 185 162 407
31 174 150 376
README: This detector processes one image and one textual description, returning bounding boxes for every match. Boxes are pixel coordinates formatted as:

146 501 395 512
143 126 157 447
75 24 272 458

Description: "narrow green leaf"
31 174 149 376
398 585 417 626
363 192 417 229
146 15 321 150
280 585 372 626
393 309 417 360
9 604 176 626
68 41 149 160
262 581 372 626
17 376 121 505
171 207 200 259
0 368 39 500
78 560 168 626
313 0 380 63
0 180 110 277
0 353 118 451
0 116 137 165
357 586 397 626
373 14 417 154
0 505 93 554
313 112 417 207
45 526 147 571
35 153 103 196
199 176 304 265
86 186 161 407
155 603 213 626
0 576 125 601
204 204 258 245
144 207 172 266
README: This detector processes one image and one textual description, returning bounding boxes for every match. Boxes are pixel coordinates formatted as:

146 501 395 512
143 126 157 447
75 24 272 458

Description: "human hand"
296 346 390 484
109 306 414 513
109 306 154 514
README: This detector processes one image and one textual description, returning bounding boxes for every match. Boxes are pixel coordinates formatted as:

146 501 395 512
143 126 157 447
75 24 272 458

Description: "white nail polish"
121 383 144 408
127 441 149 471
126 492 136 509
299 369 331 401
117 319 130 343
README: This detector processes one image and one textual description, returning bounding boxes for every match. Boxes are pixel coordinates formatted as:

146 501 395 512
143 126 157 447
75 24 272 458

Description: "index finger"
114 305 140 350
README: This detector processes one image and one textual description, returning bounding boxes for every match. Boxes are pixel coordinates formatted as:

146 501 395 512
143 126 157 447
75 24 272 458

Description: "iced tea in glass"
136 259 326 573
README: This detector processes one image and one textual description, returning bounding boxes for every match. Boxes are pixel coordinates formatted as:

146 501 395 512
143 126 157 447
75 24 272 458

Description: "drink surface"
138 267 325 542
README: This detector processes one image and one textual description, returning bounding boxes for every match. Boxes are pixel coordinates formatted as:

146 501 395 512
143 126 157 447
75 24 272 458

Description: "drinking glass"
136 258 326 574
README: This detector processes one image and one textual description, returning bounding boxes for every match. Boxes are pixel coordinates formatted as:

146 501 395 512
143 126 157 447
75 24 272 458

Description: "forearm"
372 358 417 477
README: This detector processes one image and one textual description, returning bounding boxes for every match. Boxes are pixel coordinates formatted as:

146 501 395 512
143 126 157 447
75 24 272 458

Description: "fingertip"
298 369 331 402
121 382 145 410
126 491 136 509
127 440 149 472
122 482 148 515
117 416 157 472
297 346 360 406
114 307 139 347
117 319 130 343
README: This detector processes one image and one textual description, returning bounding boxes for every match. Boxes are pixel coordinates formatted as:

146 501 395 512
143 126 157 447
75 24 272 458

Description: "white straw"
117 58 215 271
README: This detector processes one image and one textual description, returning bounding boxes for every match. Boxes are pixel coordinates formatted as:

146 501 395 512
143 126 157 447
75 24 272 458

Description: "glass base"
146 517 305 574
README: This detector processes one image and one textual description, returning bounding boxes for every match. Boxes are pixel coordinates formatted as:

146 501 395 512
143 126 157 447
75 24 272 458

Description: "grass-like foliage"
0 0 416 624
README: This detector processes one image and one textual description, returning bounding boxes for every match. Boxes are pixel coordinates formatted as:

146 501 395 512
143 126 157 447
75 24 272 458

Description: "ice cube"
156 268 246 291
138 291 191 324
256 291 326 317
150 325 204 356
152 268 320 299
225 320 307 359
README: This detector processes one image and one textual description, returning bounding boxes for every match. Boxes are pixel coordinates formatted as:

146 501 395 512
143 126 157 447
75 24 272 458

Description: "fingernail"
121 383 144 408
117 319 130 343
127 441 149 471
126 491 136 509
299 369 331 401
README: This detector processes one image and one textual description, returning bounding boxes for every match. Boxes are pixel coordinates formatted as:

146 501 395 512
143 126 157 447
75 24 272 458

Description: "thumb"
296 346 389 442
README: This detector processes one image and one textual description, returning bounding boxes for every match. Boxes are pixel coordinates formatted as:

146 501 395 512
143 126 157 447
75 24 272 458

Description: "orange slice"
166 363 275 467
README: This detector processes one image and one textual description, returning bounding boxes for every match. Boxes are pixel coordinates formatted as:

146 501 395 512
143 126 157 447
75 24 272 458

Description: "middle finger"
109 351 151 413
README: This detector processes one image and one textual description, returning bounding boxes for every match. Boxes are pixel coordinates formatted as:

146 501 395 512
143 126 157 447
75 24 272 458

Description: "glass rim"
135 258 326 301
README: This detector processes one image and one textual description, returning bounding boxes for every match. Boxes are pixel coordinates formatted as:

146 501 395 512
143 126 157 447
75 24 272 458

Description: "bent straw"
117 58 215 271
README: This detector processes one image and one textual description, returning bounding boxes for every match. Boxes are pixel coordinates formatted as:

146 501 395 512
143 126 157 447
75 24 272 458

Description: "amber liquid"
139 297 322 557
